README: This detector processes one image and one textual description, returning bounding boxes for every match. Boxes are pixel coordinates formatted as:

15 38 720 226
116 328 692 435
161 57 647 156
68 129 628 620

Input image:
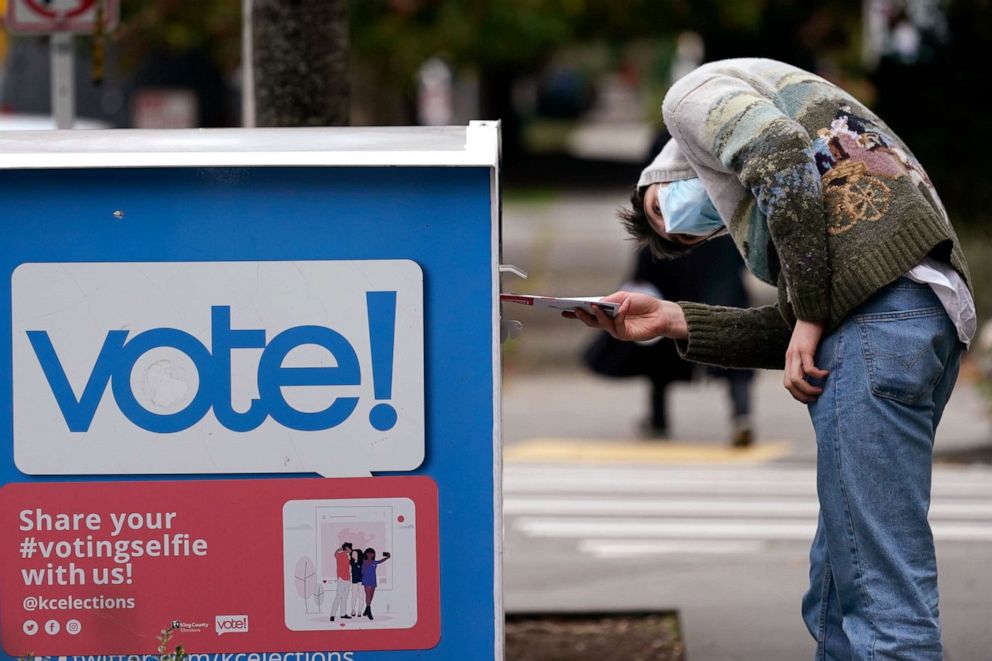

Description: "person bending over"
571 57 974 660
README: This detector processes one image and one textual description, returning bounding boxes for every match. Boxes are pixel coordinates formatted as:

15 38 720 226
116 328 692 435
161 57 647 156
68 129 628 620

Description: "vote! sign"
4 0 120 34
11 260 424 477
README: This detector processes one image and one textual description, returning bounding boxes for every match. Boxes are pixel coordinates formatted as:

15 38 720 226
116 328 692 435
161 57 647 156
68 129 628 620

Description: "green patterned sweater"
654 58 971 370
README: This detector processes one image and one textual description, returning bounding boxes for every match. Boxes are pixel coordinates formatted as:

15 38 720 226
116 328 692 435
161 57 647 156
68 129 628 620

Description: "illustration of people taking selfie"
361 548 392 620
349 547 366 616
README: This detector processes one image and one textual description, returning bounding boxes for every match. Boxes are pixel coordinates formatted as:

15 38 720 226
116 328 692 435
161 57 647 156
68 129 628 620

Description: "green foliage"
116 0 241 71
352 0 568 77
349 0 695 79
104 0 985 220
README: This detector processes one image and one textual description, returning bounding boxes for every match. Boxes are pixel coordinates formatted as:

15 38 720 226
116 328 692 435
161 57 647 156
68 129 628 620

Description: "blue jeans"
801 278 963 660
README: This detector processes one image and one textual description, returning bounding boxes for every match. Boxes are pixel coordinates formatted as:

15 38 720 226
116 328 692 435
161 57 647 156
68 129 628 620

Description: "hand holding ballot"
500 293 621 318
566 291 689 343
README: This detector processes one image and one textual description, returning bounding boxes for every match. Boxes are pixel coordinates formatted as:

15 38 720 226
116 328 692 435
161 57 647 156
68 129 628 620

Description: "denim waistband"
886 276 930 290
849 277 940 317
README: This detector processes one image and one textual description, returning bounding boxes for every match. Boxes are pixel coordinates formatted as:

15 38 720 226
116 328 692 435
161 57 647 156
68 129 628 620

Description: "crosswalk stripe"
513 517 992 542
578 540 766 557
506 477 817 495
504 464 992 557
505 479 992 498
506 465 819 481
504 472 992 497
505 465 992 486
504 497 992 519
516 517 816 539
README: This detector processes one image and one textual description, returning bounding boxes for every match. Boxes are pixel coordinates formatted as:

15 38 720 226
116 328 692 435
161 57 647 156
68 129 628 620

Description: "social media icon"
22 620 38 636
45 619 60 635
66 619 82 635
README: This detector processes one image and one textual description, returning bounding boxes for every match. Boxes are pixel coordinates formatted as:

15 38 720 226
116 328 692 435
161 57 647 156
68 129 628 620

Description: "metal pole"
50 32 75 129
241 0 256 128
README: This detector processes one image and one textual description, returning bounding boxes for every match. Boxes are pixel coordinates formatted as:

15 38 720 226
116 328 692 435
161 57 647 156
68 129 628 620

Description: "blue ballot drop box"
0 123 504 660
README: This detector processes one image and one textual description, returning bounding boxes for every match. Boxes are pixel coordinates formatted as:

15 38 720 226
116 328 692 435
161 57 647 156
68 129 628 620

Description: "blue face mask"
657 178 724 236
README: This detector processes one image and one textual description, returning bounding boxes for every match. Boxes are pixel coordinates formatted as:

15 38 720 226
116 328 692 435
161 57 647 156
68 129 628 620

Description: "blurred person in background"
583 136 755 447
571 58 974 660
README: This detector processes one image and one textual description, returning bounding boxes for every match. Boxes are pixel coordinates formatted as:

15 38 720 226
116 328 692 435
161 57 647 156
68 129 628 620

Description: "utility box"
0 123 504 660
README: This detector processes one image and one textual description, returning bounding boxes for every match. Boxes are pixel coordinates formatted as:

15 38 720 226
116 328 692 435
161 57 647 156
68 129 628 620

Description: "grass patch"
506 612 684 661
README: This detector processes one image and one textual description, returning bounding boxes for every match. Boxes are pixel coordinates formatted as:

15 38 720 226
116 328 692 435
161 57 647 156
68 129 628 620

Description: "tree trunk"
252 0 349 127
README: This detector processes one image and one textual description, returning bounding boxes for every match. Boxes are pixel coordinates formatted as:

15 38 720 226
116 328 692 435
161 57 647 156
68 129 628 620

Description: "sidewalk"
502 366 992 464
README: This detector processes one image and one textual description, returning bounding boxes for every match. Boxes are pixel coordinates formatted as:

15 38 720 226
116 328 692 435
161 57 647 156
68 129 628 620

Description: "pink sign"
0 477 440 655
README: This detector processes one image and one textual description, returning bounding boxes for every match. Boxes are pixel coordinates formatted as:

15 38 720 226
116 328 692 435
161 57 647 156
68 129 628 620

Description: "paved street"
503 459 992 660
501 189 992 660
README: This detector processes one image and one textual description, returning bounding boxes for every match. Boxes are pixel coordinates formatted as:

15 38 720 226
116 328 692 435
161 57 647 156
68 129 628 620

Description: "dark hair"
618 186 699 260
342 542 353 551
364 548 376 560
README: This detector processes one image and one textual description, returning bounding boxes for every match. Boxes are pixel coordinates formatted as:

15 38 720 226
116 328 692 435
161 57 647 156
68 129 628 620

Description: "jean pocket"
856 307 946 405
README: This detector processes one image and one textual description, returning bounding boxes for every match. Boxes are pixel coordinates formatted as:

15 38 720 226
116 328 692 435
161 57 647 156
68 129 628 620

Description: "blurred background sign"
4 0 118 35
131 87 197 128
3 0 118 128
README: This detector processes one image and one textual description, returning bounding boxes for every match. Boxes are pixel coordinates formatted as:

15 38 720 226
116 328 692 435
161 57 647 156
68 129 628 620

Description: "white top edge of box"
0 122 500 169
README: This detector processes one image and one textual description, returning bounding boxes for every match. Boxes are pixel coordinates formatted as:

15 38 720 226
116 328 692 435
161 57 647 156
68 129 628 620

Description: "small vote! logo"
215 615 249 635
